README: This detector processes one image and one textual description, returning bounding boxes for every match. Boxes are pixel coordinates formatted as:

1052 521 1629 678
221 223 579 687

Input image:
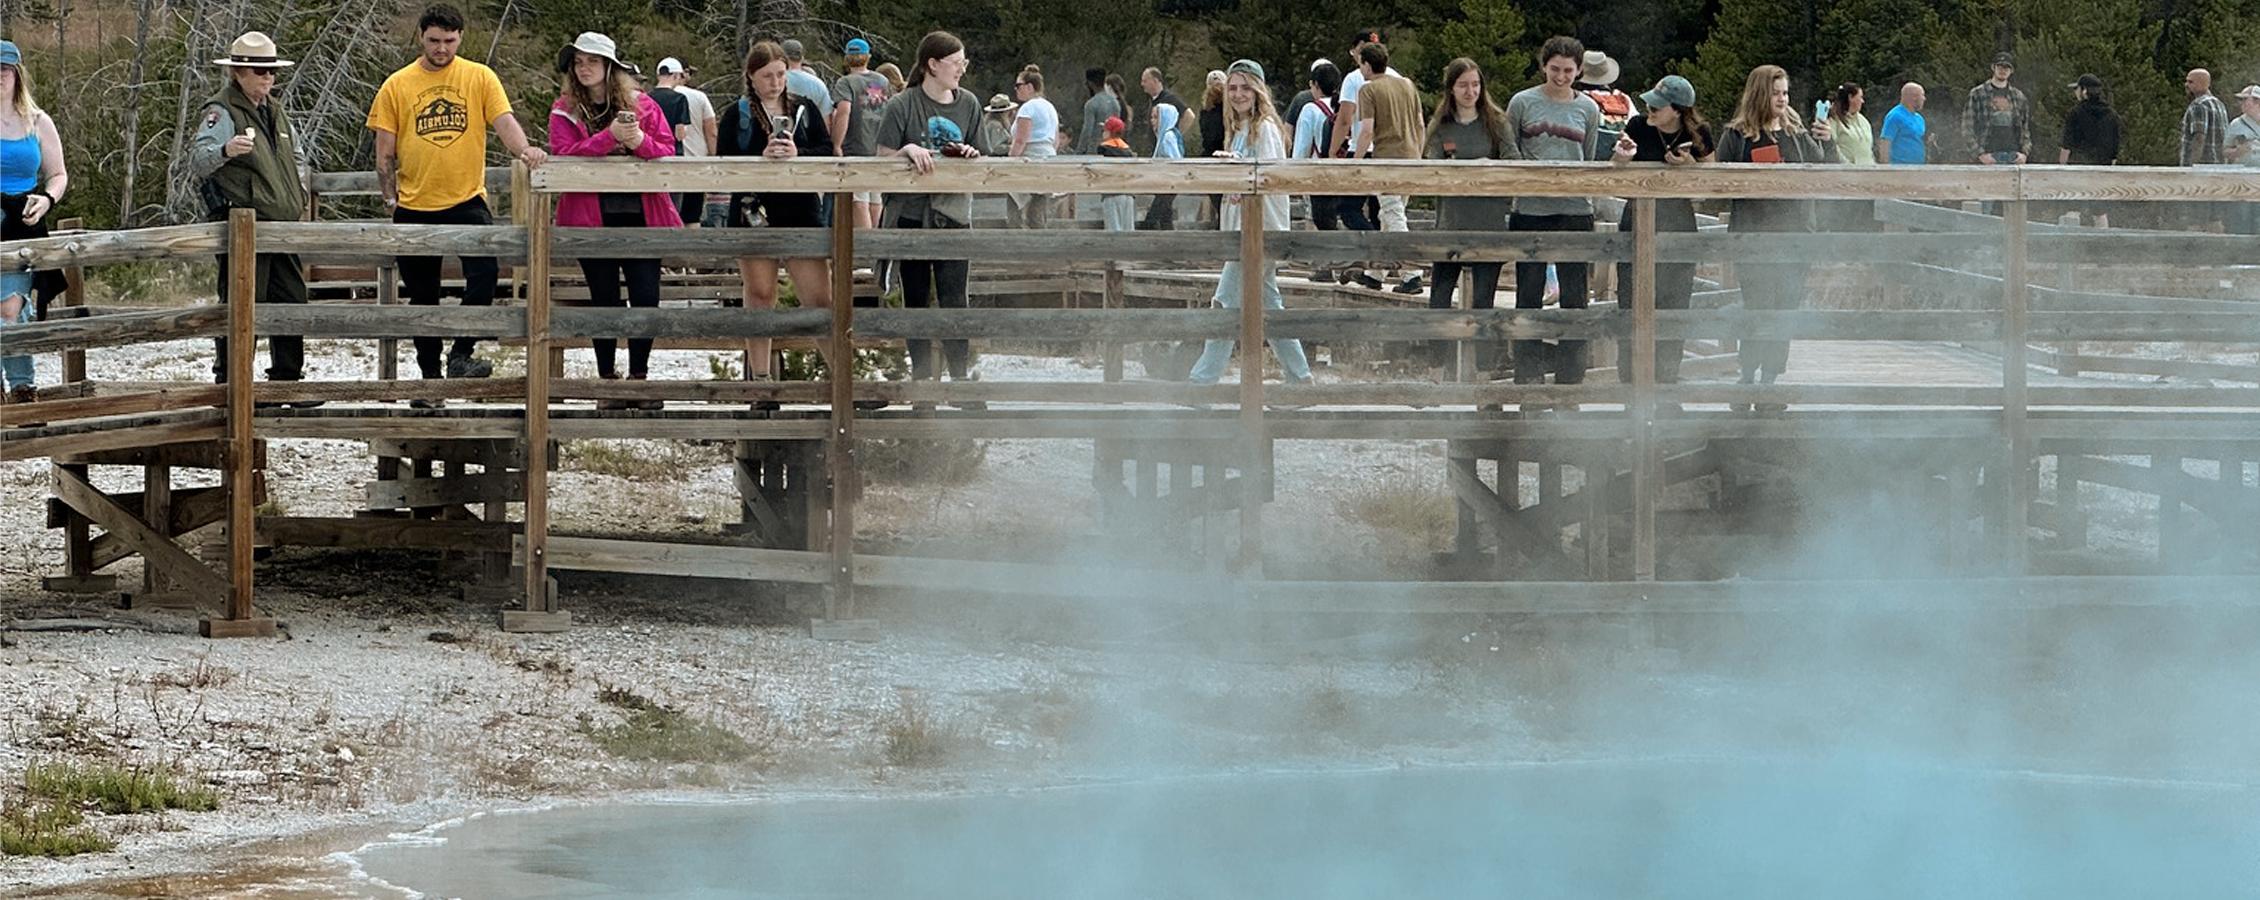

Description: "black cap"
1350 28 1384 48
1992 52 2015 68
2072 73 2104 90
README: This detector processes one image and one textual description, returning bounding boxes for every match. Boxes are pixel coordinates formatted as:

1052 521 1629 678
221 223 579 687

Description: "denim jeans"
0 275 32 389
1189 261 1311 384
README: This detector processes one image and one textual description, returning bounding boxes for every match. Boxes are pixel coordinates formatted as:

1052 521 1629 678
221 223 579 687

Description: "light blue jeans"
1099 195 1136 232
1189 261 1311 384
1 271 34 390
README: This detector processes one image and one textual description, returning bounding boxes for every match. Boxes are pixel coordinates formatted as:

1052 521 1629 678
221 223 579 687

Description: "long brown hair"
1426 57 1508 154
1728 64 1794 139
744 39 786 97
2 59 42 118
560 53 638 125
906 30 964 88
876 62 905 93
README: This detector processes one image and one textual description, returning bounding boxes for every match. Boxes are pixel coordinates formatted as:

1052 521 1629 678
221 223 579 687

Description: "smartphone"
1814 99 1832 122
614 110 636 125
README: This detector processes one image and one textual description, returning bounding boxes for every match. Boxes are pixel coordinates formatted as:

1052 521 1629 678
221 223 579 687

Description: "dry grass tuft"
881 693 963 768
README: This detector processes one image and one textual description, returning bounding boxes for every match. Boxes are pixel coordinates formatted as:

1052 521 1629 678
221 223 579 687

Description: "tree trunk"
120 0 159 226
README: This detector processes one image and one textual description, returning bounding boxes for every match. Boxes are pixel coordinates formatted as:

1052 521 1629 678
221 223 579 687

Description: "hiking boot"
6 384 34 405
1310 268 1336 283
597 398 632 411
627 373 663 410
410 397 448 410
1350 272 1385 291
1393 274 1425 294
445 355 493 379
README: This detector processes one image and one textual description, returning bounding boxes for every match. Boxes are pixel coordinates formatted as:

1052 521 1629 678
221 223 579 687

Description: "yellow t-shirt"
366 58 513 211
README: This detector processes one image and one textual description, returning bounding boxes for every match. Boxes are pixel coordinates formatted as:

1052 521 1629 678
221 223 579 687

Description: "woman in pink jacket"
549 32 681 409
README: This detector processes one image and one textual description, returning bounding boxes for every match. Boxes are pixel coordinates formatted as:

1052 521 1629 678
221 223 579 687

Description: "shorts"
728 192 823 229
853 191 882 206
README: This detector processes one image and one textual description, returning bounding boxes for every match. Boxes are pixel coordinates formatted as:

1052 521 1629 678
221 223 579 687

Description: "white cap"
1310 57 1329 72
2237 84 2260 100
657 57 684 75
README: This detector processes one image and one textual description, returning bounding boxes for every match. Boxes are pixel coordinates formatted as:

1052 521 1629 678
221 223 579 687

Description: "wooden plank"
89 486 228 570
61 261 86 383
308 166 511 196
258 515 516 550
257 378 527 404
1235 197 1265 576
534 536 835 583
826 190 857 621
142 464 173 594
56 439 246 469
2017 165 2260 203
2 306 229 355
520 185 555 619
1102 264 1125 382
367 438 528 466
1628 197 1659 582
1244 575 2260 613
255 222 525 260
253 304 524 339
224 210 258 623
531 157 1261 196
2000 200 2031 572
0 384 226 428
376 263 399 383
52 466 228 602
1 223 225 270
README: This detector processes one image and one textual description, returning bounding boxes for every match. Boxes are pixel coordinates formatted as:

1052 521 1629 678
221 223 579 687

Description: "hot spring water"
352 760 2256 898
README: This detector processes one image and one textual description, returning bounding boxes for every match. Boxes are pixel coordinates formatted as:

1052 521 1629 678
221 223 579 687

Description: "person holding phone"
548 32 681 410
1715 64 1835 412
716 39 844 410
1610 75 1712 396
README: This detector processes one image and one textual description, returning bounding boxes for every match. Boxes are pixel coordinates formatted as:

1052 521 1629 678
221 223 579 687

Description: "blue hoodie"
1154 104 1184 159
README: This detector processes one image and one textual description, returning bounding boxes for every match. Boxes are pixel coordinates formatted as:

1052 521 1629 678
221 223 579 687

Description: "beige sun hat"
213 31 294 68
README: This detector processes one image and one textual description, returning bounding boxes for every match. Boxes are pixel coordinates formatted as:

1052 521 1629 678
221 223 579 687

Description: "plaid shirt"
1965 81 2030 159
2181 94 2229 165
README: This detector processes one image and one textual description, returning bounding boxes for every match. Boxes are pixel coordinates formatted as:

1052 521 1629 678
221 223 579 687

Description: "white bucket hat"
213 31 294 69
559 32 639 76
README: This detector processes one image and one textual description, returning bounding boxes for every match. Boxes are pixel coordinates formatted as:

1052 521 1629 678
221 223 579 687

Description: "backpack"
736 97 802 154
1312 97 1346 159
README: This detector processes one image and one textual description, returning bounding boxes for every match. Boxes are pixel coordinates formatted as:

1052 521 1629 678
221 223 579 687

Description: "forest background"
1 0 2254 229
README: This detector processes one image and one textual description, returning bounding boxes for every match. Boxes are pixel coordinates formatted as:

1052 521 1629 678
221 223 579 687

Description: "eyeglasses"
242 69 278 79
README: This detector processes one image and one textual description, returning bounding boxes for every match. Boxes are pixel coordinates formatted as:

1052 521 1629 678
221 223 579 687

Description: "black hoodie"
2061 97 2122 165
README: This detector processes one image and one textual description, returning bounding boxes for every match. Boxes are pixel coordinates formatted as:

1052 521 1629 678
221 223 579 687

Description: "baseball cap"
0 40 21 67
2238 85 2260 100
2070 73 2103 90
657 57 683 75
1992 52 2015 68
1640 74 1696 110
1225 59 1265 84
781 39 806 61
845 38 871 56
1104 115 1126 134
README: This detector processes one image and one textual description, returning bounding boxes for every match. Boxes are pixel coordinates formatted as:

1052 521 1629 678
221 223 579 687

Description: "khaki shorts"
853 191 882 206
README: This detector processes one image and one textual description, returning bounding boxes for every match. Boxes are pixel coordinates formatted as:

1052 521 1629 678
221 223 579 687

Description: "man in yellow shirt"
367 4 546 401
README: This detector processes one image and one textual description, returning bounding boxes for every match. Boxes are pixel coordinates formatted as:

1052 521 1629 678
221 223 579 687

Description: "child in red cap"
1096 115 1136 230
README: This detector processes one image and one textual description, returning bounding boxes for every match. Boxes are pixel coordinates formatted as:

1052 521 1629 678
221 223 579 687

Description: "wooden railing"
5 159 2257 634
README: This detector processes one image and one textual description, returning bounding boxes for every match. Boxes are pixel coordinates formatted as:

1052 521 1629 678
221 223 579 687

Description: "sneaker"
1393 274 1425 294
1351 272 1385 291
410 398 447 410
852 400 891 411
949 399 988 411
5 384 34 405
445 355 493 379
1310 268 1336 283
597 399 632 411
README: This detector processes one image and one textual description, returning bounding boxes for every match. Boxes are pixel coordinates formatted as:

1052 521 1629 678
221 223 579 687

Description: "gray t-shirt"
1078 91 1122 154
830 70 891 157
1427 116 1515 230
1505 87 1601 217
873 86 983 226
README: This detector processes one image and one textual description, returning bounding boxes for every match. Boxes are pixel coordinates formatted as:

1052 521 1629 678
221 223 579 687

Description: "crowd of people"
1 11 2256 412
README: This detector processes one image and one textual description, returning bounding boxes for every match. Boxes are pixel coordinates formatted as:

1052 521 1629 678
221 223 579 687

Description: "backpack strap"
736 97 755 154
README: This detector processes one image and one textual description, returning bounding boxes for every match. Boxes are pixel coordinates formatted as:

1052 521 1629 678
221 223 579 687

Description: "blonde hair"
1222 71 1280 151
3 60 42 118
1728 64 1796 140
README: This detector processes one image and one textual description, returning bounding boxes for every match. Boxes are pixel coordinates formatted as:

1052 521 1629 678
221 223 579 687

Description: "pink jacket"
549 91 685 228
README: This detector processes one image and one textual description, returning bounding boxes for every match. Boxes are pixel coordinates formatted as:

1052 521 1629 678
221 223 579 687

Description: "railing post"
57 217 85 384
2053 211 2080 377
1236 189 1266 578
1629 197 1659 582
1102 262 1124 382
503 187 565 632
824 189 860 628
201 208 275 638
2001 196 2031 573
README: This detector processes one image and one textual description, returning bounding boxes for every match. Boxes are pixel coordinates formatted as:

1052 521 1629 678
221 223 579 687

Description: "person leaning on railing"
1610 74 1713 402
0 39 68 407
718 39 856 412
1186 60 1313 388
873 30 985 406
189 32 322 407
1715 64 1836 414
548 32 681 411
1422 56 1518 376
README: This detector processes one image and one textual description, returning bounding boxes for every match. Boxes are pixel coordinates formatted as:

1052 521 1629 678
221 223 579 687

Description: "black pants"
1615 201 1696 384
212 250 308 382
579 207 662 378
896 216 971 380
1429 261 1503 371
394 196 498 378
0 193 66 315
1510 213 1594 384
1311 195 1375 233
1139 193 1176 230
1736 261 1808 382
